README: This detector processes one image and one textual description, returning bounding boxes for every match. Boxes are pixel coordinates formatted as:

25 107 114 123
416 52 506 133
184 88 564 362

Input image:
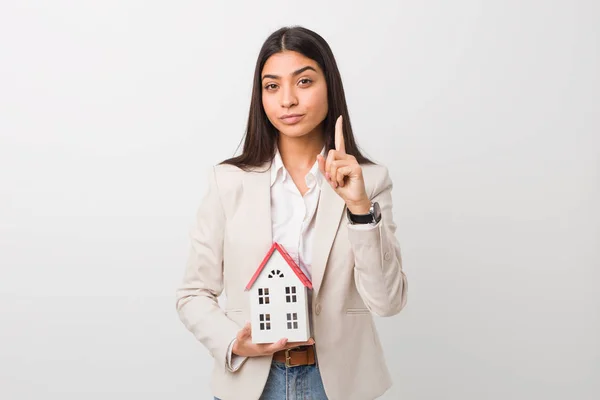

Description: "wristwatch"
346 201 382 225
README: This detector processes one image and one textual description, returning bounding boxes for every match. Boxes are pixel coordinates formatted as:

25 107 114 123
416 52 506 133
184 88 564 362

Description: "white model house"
245 242 312 344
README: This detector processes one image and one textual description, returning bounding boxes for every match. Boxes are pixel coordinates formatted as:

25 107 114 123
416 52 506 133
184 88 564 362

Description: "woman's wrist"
346 198 371 215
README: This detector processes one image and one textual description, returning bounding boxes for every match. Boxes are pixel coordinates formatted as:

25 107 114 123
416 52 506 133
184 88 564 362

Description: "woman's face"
261 51 328 139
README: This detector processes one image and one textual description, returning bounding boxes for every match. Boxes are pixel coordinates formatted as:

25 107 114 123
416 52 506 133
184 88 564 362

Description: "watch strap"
346 202 381 224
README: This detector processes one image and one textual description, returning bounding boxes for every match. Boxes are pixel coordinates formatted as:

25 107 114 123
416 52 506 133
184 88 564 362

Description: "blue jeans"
215 360 328 399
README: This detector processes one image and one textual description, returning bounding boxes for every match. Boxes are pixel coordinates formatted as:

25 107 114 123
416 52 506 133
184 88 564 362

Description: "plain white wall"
1 0 598 399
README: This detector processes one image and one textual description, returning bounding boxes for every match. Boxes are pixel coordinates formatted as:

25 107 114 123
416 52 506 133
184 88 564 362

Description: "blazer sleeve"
347 165 408 317
175 165 241 367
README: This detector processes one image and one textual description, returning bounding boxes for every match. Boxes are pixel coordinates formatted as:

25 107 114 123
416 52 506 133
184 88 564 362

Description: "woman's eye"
299 78 312 85
264 84 278 90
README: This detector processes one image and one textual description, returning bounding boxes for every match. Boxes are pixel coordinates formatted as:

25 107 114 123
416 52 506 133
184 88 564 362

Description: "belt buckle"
285 346 301 368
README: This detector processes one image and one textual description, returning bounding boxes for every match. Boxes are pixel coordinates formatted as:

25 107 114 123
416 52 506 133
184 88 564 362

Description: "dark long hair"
219 25 375 170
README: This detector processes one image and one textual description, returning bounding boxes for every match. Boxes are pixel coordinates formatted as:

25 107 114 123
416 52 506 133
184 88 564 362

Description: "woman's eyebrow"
262 66 317 81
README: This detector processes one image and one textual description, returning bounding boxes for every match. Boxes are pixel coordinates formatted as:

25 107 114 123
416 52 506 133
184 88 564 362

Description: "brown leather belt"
272 345 316 367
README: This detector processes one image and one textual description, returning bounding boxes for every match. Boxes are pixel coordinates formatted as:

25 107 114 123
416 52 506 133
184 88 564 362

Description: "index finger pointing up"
335 115 346 154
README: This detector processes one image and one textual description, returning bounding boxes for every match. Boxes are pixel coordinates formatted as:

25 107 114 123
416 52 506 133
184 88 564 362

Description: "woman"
176 26 408 400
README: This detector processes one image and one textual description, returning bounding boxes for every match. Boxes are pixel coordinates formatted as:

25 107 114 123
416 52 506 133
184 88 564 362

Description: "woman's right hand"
232 322 315 357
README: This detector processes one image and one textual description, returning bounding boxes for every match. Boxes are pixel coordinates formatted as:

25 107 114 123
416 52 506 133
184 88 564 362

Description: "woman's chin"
277 124 320 139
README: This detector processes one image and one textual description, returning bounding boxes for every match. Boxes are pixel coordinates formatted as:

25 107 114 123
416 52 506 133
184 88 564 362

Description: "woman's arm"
316 116 407 317
347 166 408 317
175 166 241 367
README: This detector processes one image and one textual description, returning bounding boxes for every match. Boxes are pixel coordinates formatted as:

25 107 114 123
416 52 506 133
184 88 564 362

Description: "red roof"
245 242 313 290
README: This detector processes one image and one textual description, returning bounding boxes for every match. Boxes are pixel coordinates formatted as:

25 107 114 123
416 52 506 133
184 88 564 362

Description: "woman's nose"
280 88 298 108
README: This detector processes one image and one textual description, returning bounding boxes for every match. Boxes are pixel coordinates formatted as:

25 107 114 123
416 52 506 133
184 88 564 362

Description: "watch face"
373 202 381 220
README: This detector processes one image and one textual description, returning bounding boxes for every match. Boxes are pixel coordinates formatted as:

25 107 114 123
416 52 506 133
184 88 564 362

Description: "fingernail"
325 172 330 179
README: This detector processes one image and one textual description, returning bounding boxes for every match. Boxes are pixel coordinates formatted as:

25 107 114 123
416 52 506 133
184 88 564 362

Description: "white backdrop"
1 1 598 399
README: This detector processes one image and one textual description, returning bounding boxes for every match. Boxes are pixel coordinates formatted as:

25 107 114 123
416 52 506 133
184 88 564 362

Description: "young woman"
176 26 408 400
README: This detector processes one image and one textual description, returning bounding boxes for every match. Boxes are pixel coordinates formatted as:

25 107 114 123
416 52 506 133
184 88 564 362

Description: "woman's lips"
279 114 305 125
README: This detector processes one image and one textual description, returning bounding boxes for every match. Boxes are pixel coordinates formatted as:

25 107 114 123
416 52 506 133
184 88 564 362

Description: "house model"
245 242 312 344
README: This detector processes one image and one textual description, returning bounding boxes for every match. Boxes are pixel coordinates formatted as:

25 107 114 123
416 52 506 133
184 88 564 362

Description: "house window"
286 312 298 329
258 288 270 305
259 314 271 330
285 286 297 303
268 269 284 278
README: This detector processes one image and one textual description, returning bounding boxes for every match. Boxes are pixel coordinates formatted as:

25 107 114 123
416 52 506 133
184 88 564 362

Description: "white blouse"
269 144 326 283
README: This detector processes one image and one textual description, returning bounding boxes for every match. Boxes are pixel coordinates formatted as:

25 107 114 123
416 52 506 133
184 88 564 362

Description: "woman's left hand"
317 115 371 215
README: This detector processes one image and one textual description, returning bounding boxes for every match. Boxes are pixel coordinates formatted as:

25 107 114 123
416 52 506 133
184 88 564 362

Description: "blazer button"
315 303 322 315
384 252 391 261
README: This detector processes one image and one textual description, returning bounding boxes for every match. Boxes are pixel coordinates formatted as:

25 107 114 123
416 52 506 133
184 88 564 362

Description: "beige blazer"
175 160 408 400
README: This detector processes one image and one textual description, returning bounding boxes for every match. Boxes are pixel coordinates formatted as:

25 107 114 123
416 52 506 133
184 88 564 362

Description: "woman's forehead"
262 51 322 76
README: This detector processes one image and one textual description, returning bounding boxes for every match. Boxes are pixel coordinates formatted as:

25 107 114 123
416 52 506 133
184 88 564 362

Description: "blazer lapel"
242 162 273 278
311 179 346 297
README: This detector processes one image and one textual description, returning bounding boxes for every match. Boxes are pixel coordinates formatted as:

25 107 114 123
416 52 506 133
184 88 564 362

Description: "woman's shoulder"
210 161 269 190
360 162 389 176
360 162 394 198
211 163 246 189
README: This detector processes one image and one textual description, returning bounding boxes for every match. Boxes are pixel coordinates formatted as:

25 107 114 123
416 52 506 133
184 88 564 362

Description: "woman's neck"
277 132 325 171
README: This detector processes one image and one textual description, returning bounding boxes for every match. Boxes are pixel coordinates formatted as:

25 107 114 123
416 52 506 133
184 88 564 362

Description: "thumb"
268 338 288 354
238 321 251 340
